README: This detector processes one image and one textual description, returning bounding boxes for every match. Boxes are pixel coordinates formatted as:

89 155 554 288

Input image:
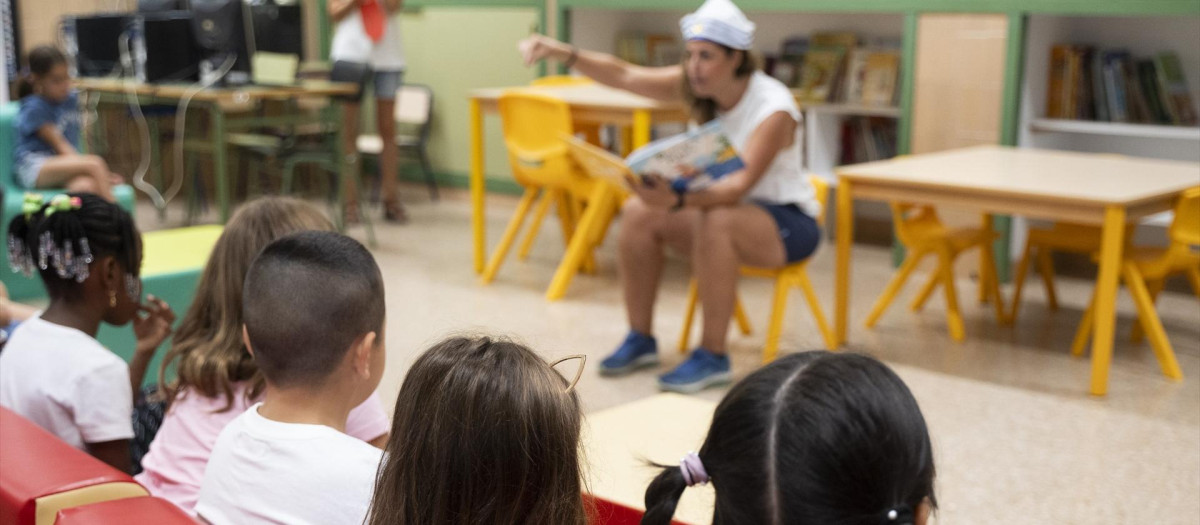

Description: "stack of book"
839 117 897 165
1045 46 1197 126
768 32 901 107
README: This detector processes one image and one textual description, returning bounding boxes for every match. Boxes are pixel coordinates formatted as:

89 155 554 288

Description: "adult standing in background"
328 0 408 223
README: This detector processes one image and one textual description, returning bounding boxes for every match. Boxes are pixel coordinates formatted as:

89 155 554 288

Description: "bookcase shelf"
800 101 902 118
1029 118 1200 141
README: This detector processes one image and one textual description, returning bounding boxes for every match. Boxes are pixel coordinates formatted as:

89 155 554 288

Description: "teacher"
519 0 822 393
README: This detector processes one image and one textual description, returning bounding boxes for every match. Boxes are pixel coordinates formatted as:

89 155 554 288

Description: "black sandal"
383 199 408 224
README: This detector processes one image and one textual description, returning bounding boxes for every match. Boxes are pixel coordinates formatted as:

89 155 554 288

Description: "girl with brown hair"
135 197 391 513
367 336 588 525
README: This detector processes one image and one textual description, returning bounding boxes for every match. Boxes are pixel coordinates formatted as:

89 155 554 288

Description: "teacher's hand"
518 34 568 67
634 174 678 209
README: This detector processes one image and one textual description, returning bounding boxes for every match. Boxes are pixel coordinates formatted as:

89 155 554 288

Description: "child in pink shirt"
135 197 390 513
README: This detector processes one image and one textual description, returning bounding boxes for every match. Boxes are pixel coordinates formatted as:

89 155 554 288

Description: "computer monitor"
249 0 303 59
138 0 187 12
62 14 134 77
134 12 201 83
190 0 252 85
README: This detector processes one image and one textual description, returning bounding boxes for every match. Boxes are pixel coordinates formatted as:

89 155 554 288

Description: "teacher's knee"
621 198 663 232
698 207 738 242
65 175 101 195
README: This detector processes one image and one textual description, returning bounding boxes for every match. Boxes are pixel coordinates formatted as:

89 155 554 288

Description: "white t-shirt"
330 8 406 71
0 315 134 450
718 71 821 217
195 403 384 525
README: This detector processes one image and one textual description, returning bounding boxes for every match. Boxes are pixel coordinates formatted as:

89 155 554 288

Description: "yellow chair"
678 176 838 362
1070 187 1200 381
481 93 620 300
864 204 1006 342
1010 222 1103 320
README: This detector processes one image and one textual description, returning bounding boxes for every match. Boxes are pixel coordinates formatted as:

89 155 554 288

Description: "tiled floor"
140 185 1199 524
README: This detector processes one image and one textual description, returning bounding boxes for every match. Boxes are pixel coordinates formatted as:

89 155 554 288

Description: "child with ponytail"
642 351 937 525
0 193 174 473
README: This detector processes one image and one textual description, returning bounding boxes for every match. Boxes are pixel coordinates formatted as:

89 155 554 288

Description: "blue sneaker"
600 331 660 376
657 347 732 393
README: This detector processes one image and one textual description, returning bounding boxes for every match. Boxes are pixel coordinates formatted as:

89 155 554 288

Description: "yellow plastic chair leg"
982 243 1008 324
1124 263 1183 380
733 298 753 336
565 195 597 274
909 267 942 312
546 186 612 301
865 250 925 328
679 279 699 353
518 189 554 261
481 187 540 284
763 276 791 363
938 250 966 342
1071 293 1096 357
1187 265 1200 297
796 269 838 351
1130 278 1162 344
1009 238 1035 322
1037 248 1059 311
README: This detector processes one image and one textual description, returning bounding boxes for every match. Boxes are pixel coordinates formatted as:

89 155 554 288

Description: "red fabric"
360 0 386 43
584 493 692 525
0 408 135 525
55 497 194 525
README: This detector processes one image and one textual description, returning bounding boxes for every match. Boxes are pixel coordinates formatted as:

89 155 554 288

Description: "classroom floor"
140 184 1199 524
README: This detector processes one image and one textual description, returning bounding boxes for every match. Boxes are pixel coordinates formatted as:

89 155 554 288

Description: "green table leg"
210 103 230 223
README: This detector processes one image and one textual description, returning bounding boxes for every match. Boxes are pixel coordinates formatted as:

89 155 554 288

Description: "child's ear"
915 497 933 525
353 332 377 379
241 325 255 358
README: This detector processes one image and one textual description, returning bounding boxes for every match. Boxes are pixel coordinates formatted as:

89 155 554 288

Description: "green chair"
1 101 137 301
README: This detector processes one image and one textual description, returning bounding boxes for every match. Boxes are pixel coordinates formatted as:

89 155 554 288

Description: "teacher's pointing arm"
518 34 683 102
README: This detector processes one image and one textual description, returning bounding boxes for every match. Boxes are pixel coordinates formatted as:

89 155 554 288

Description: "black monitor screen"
250 0 302 59
190 0 243 53
74 15 132 77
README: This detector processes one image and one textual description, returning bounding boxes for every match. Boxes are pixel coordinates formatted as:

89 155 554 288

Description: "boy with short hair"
196 231 387 525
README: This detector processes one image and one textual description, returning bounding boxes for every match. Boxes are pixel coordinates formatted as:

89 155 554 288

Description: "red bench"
55 497 194 524
0 408 147 525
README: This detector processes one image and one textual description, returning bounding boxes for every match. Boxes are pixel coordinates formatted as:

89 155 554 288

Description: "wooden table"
76 78 357 223
467 84 687 274
834 145 1200 395
582 393 716 525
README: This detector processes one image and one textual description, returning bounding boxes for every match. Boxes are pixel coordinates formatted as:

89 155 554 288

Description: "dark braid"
7 193 141 301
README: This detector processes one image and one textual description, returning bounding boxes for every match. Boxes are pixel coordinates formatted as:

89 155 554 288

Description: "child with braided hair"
0 193 174 473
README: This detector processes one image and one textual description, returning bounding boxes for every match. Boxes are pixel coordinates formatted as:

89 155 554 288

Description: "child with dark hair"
195 231 387 525
14 46 121 200
0 193 174 473
367 335 588 525
642 351 937 525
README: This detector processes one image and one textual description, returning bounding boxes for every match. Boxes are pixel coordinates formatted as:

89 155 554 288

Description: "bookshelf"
1014 13 1200 251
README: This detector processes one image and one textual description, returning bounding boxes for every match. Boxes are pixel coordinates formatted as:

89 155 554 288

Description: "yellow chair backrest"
889 203 943 247
498 92 590 192
1169 187 1200 247
531 75 594 87
808 175 829 226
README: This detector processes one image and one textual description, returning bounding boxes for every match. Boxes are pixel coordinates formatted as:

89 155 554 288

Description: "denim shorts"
14 153 49 189
372 70 404 100
756 202 821 263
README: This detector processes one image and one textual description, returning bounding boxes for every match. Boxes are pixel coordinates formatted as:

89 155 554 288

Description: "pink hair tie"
679 452 709 487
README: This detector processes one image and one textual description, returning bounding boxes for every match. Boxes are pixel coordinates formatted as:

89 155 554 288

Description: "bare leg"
617 198 696 335
35 155 116 201
694 205 787 353
375 97 402 217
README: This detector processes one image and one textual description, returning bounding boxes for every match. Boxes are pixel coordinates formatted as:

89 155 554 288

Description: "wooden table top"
838 145 1200 208
582 393 716 525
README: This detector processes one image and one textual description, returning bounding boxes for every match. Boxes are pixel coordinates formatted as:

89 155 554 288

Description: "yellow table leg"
470 98 486 274
632 109 652 149
979 213 993 304
835 178 854 345
1089 205 1126 396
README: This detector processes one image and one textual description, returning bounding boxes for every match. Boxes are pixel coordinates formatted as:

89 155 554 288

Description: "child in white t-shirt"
0 193 174 473
195 231 387 525
136 197 390 514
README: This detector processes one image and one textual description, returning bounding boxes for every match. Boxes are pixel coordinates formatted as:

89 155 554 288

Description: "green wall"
397 7 541 188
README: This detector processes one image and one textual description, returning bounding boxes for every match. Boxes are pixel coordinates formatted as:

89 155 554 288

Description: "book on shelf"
861 51 900 107
625 119 745 193
795 46 845 104
1047 45 1197 127
616 34 679 67
839 117 897 165
1155 52 1198 125
841 49 870 104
